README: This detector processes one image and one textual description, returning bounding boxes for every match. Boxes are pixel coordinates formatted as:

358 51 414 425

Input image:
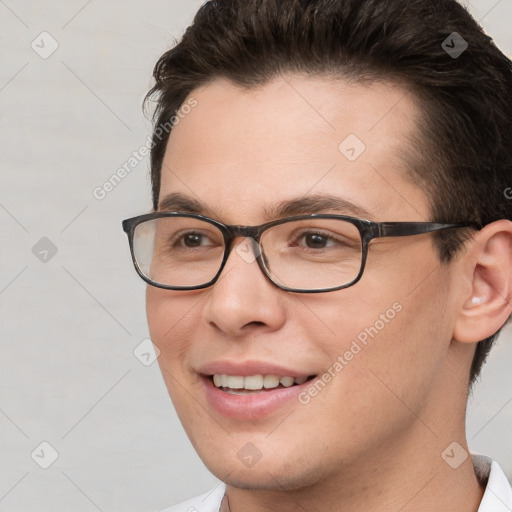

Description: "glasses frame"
122 212 476 293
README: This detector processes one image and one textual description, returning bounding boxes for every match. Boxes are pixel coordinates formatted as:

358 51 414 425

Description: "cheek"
298 285 451 462
313 254 453 406
146 287 206 419
145 287 202 368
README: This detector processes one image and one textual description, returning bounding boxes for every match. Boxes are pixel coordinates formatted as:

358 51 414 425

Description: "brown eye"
181 232 205 247
303 233 330 249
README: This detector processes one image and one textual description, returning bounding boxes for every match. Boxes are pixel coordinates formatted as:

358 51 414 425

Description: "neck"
222 428 484 512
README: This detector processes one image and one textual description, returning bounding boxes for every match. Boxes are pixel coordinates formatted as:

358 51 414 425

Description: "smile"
199 369 318 419
212 374 311 393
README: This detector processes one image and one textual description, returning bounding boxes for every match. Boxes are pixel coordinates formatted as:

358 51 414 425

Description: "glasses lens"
132 217 225 287
260 218 363 290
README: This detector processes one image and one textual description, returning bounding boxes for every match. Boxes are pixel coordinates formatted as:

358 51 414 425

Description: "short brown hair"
144 0 512 385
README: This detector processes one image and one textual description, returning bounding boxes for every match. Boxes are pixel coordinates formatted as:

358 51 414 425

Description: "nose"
202 237 286 337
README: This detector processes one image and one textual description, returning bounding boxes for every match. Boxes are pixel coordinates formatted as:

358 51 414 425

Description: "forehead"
160 74 429 223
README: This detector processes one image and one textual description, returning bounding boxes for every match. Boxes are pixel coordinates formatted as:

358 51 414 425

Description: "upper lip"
197 360 315 378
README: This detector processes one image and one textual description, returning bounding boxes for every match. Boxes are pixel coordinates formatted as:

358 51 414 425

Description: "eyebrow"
158 192 374 221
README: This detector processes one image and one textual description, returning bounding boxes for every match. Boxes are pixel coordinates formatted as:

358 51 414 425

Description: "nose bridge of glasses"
224 225 262 249
228 225 261 238
222 225 264 267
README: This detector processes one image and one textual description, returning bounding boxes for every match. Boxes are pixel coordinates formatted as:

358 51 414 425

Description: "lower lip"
201 376 313 420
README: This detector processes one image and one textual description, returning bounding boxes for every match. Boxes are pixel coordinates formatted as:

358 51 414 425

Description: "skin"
146 74 512 511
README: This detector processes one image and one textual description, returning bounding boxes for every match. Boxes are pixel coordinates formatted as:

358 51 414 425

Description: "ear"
453 219 512 343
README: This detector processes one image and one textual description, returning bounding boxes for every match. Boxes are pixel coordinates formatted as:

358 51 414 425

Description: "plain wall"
1 1 511 510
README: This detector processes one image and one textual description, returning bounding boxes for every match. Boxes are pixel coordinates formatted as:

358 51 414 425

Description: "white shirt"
159 455 511 512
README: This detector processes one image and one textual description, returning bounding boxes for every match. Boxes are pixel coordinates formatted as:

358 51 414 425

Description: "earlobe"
453 220 512 344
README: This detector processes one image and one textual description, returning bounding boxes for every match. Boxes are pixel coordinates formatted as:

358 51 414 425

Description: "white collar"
473 455 512 511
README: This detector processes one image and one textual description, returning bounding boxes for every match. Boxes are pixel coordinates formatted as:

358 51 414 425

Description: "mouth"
199 369 318 420
209 373 317 395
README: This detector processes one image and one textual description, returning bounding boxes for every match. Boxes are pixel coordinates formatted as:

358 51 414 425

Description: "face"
146 74 460 490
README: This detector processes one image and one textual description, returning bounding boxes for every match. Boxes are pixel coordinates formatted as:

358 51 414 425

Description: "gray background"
0 1 511 511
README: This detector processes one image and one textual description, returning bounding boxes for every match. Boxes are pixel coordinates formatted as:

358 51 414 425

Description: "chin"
214 465 321 491
195 442 328 491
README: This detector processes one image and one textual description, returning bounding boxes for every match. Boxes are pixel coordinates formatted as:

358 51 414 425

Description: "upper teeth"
213 374 308 390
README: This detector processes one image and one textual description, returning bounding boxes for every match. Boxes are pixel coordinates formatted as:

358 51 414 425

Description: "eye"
295 231 344 249
179 232 209 247
302 232 332 249
173 231 216 248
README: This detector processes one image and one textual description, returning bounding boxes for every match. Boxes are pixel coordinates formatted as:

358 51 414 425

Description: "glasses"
122 212 475 293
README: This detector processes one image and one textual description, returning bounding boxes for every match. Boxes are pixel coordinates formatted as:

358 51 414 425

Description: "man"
122 0 512 510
